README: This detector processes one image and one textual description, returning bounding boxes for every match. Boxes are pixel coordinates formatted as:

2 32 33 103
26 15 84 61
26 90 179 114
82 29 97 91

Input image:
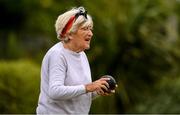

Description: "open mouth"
85 38 91 42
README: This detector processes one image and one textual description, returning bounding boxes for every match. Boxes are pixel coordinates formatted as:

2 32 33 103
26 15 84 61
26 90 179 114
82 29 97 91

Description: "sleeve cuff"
79 85 86 94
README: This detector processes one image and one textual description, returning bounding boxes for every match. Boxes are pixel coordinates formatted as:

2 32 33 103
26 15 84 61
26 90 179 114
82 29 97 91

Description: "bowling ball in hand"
101 75 117 93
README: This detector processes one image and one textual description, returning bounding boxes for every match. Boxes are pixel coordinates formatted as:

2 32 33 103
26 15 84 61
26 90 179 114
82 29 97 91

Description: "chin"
86 45 90 49
84 46 90 50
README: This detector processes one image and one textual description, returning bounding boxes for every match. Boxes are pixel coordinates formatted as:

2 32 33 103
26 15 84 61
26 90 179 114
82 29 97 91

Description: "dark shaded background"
0 0 180 114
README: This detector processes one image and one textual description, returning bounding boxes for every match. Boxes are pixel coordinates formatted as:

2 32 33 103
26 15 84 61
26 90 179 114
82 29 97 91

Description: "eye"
82 27 89 30
81 26 93 31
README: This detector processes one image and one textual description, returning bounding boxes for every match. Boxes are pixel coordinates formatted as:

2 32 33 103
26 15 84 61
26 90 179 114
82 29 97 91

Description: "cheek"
81 31 88 36
79 34 87 41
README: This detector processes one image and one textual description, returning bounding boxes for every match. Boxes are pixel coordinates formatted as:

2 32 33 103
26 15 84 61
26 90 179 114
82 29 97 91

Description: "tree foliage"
0 60 40 113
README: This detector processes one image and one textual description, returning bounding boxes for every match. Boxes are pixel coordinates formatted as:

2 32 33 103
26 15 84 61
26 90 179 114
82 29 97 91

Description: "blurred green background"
1 0 180 114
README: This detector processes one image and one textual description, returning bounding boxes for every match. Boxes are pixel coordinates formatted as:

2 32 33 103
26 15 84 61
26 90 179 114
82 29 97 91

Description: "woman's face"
70 25 93 52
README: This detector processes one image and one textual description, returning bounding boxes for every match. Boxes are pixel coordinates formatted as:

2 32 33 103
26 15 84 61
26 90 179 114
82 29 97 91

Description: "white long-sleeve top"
36 42 96 114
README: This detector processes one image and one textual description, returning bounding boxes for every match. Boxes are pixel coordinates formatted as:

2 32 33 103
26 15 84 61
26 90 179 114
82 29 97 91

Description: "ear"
67 33 74 40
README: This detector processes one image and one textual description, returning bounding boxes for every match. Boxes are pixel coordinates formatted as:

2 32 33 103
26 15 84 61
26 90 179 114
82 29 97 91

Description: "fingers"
98 89 116 95
96 77 118 96
96 89 104 95
95 79 110 96
100 84 109 91
96 89 112 96
96 88 110 96
99 77 110 81
97 78 110 88
85 77 118 96
95 80 109 92
85 78 110 93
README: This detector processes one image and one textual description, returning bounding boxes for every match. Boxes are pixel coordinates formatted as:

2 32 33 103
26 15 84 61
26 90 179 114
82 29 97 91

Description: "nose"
88 29 93 37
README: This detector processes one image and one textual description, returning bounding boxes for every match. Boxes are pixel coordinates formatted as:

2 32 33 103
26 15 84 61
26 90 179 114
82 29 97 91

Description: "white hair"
55 7 93 42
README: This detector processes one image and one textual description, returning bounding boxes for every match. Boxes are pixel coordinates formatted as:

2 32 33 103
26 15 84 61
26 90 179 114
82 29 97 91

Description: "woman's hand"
85 77 110 93
96 88 117 96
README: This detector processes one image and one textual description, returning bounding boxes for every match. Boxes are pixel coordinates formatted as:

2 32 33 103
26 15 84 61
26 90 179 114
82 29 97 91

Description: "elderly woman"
36 6 113 114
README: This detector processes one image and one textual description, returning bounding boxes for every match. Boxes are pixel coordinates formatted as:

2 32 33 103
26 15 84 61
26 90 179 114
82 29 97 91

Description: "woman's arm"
48 51 86 100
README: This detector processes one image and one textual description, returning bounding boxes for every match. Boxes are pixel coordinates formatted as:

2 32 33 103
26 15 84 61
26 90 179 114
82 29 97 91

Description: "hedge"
0 60 40 113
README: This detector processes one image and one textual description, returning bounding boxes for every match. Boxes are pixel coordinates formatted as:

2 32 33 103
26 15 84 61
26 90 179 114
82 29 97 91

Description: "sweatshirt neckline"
60 42 81 57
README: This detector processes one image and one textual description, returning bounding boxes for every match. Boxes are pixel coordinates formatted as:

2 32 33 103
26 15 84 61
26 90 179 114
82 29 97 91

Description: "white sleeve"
48 51 86 100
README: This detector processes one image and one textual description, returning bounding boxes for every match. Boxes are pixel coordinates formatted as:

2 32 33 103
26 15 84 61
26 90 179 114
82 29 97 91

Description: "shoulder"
47 42 63 55
42 42 65 61
49 42 63 52
80 51 87 57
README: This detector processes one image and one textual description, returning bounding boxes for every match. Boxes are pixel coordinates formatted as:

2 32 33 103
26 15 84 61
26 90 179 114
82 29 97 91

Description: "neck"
63 42 81 53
